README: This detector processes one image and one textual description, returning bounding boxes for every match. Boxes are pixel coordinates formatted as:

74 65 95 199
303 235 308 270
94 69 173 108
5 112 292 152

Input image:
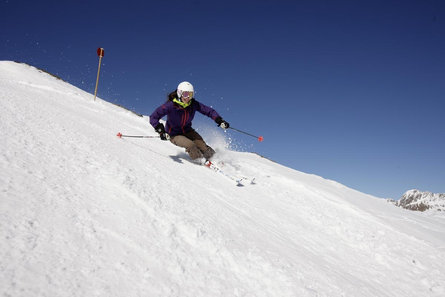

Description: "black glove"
155 123 170 141
160 132 170 141
215 116 230 130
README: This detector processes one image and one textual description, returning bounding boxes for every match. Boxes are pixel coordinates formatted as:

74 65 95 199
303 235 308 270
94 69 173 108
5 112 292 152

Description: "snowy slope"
1 61 444 297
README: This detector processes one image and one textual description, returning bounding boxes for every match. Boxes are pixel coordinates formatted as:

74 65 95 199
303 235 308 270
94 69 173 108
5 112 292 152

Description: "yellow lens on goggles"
181 91 193 99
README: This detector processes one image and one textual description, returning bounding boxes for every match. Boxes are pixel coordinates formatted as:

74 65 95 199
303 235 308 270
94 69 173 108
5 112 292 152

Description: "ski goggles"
181 91 194 99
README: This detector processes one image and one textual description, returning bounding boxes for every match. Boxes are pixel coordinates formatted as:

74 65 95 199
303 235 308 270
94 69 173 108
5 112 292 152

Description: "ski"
204 160 254 187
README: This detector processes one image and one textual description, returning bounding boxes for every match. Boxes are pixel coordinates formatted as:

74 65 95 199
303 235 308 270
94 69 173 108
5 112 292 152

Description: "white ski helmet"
177 81 194 99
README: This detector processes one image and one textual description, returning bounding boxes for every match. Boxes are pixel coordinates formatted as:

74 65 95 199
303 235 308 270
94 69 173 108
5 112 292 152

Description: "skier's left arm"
196 101 230 129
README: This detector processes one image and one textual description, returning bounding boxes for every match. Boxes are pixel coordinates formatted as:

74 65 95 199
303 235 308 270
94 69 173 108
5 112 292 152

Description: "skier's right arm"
150 103 171 140
150 104 168 128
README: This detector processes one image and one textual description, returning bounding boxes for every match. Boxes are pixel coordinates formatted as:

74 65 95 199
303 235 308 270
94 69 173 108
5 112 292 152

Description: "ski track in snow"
1 61 445 297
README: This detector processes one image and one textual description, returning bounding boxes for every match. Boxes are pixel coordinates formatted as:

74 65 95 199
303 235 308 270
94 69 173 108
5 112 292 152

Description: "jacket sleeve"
195 100 220 120
149 102 170 128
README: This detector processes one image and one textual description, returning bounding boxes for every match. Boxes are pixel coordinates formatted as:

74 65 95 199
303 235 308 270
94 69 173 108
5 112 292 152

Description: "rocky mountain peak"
390 189 445 212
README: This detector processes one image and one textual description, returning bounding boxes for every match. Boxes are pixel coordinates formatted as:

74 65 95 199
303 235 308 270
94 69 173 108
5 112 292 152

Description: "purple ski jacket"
150 98 220 136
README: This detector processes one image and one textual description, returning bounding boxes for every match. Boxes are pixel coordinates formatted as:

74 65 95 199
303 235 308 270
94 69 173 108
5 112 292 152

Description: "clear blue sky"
1 0 444 199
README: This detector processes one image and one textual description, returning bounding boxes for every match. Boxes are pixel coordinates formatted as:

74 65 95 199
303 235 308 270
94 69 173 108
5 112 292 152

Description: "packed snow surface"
1 61 444 297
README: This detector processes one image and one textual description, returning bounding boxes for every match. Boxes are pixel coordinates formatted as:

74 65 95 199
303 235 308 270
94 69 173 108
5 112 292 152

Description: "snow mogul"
149 81 230 160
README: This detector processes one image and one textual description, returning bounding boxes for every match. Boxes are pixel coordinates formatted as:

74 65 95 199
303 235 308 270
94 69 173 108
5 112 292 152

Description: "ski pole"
94 48 104 101
228 127 264 142
116 132 160 139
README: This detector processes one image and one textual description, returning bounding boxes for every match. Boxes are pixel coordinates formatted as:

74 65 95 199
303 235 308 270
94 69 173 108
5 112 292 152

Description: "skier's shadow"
169 153 189 164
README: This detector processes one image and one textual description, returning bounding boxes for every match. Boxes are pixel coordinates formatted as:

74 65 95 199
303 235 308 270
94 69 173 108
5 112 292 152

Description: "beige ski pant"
170 129 215 160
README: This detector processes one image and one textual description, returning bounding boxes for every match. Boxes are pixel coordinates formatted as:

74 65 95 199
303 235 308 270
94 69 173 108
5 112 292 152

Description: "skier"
149 81 230 160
